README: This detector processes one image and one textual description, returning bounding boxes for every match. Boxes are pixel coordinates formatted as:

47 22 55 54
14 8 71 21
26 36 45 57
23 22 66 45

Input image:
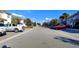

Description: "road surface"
0 26 79 48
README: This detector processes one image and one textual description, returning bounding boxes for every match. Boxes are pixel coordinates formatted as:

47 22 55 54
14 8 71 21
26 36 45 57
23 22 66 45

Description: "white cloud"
12 13 25 18
45 17 52 22
31 18 37 22
45 17 52 20
45 17 49 20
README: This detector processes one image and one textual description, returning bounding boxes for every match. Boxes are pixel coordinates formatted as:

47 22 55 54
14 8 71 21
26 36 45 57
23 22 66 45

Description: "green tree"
37 23 41 26
59 13 70 25
62 13 70 19
59 13 69 19
11 17 21 25
49 19 59 25
24 18 32 26
59 16 64 19
33 22 36 26
42 22 48 27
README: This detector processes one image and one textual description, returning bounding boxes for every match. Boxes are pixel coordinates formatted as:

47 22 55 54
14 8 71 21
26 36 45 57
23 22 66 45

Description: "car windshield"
0 23 5 26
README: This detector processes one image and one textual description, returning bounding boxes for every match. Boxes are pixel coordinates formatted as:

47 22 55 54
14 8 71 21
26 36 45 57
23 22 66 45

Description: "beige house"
0 10 12 24
0 10 25 26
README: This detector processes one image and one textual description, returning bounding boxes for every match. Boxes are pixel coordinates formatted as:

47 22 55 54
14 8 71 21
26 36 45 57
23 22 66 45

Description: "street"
0 26 79 48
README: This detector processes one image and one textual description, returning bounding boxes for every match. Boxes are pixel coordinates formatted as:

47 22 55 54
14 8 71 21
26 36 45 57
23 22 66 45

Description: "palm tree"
59 13 70 25
59 16 64 19
62 13 69 19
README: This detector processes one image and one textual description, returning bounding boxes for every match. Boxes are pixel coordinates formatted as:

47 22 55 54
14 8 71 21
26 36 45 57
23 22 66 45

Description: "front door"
75 22 79 28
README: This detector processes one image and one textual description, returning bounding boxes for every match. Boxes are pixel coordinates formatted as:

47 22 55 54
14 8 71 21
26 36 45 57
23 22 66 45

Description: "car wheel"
14 29 19 33
55 28 58 30
4 32 6 35
0 32 2 36
21 30 24 32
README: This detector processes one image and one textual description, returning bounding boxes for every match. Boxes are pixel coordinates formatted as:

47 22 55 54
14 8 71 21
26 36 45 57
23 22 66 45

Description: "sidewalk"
58 30 79 41
61 28 79 38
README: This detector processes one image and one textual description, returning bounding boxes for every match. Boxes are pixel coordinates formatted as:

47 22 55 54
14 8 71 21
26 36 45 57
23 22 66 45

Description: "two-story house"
0 10 12 25
67 11 79 28
0 10 26 26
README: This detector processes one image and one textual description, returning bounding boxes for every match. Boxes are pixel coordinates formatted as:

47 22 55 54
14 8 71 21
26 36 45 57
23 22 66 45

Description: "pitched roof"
68 11 79 19
0 10 11 15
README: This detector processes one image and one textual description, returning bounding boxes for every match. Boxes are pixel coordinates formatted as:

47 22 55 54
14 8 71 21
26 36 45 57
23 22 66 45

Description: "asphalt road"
0 26 79 48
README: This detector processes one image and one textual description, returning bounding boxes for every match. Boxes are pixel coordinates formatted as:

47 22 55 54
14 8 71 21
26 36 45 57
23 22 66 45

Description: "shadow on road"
54 36 79 46
2 45 11 48
61 28 79 33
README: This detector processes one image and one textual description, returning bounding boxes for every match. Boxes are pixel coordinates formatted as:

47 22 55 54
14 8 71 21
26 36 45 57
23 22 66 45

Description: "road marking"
0 28 34 44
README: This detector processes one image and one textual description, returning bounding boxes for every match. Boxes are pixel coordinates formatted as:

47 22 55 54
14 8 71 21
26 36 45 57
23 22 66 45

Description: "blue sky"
7 10 78 23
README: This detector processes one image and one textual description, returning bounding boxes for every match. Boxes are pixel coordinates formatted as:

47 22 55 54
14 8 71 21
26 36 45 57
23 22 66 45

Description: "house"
0 10 12 25
67 11 79 28
20 19 25 24
0 10 26 26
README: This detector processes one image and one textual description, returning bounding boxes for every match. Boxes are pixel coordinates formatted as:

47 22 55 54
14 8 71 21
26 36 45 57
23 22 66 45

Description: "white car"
0 23 6 36
5 24 25 33
17 23 26 28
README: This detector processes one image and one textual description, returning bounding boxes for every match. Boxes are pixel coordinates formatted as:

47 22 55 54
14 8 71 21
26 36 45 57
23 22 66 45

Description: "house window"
7 15 10 18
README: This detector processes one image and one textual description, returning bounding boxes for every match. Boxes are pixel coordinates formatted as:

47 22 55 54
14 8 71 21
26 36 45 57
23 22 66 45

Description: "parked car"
5 24 25 33
49 24 58 29
17 23 26 27
49 24 67 29
0 23 6 36
17 23 26 30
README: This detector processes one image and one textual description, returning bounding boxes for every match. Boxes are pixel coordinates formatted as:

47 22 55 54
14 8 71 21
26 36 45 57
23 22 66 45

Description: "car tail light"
22 26 25 30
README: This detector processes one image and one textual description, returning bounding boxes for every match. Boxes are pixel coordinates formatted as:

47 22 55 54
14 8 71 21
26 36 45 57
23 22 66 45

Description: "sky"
7 10 78 23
